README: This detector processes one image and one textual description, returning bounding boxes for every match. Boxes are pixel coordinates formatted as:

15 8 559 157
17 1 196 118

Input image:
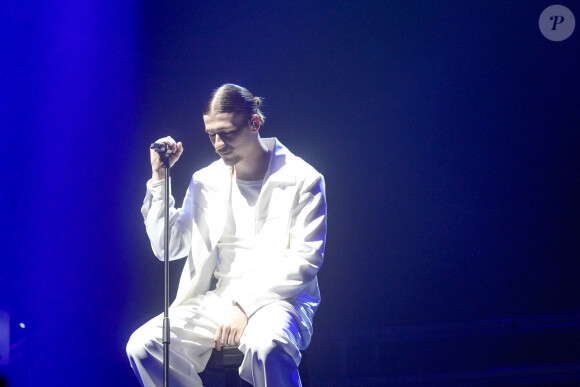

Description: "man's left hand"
213 303 248 350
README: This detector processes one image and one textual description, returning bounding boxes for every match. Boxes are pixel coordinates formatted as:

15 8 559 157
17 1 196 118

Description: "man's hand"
150 136 184 181
213 303 248 351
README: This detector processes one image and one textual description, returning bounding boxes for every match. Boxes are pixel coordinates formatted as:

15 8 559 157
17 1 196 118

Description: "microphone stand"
150 142 174 386
162 153 171 387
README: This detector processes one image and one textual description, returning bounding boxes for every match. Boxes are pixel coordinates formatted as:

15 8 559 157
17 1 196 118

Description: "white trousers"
126 291 305 387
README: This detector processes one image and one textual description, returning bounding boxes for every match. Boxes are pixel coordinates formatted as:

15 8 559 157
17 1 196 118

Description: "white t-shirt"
214 176 264 296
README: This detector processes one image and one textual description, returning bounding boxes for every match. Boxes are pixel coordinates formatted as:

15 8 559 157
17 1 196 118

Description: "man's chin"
220 154 241 166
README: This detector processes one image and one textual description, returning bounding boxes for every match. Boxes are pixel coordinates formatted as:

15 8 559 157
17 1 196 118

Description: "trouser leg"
238 303 306 387
126 293 230 387
126 321 207 387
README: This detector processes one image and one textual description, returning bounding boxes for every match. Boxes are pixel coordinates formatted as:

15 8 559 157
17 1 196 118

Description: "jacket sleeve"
233 172 327 317
141 178 193 261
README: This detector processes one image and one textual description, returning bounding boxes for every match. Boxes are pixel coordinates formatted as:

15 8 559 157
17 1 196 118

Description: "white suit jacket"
141 138 326 337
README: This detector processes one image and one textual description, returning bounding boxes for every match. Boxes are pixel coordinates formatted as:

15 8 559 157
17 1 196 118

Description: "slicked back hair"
204 83 266 125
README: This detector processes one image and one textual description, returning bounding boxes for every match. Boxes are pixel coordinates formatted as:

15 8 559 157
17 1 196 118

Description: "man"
127 84 327 386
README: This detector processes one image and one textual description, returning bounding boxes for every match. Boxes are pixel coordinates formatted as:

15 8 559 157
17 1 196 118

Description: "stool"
201 346 310 387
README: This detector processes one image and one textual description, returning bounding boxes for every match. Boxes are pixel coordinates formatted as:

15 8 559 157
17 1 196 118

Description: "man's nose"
214 134 224 148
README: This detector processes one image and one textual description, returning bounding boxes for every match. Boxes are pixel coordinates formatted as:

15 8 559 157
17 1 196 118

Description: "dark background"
1 0 579 385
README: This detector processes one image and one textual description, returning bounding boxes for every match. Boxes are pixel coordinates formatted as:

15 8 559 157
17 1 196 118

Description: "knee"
246 336 292 365
126 326 161 361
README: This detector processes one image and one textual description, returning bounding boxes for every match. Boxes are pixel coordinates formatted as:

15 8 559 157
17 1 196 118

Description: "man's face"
203 112 253 166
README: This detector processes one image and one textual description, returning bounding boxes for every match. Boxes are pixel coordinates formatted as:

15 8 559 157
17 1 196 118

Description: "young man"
127 84 327 386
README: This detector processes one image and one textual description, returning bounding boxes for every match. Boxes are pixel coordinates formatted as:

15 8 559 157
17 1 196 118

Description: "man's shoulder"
282 148 323 183
288 155 322 180
273 139 321 177
191 159 229 183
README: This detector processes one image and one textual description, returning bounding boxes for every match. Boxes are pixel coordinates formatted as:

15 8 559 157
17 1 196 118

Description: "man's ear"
250 114 260 132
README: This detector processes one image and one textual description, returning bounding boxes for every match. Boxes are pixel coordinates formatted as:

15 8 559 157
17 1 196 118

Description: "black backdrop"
2 0 579 385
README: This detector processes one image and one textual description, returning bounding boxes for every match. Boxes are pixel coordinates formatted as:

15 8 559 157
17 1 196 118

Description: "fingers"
220 326 233 346
150 137 183 175
173 142 184 159
234 329 243 345
213 325 233 350
213 326 222 351
157 136 176 146
153 137 182 153
213 325 241 350
213 305 248 350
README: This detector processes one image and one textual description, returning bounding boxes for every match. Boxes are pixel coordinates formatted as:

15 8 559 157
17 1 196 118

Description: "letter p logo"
550 15 565 30
539 5 575 41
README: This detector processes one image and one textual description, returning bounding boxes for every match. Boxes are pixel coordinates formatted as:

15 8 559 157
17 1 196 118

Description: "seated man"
127 84 327 386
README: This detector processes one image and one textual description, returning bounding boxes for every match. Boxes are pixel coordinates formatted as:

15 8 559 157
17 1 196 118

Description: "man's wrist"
233 301 247 317
152 169 165 181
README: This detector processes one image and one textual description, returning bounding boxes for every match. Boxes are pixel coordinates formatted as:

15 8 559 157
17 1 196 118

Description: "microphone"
150 142 174 155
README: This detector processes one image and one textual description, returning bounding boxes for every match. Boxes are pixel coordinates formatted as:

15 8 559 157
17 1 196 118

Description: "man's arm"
141 136 192 261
